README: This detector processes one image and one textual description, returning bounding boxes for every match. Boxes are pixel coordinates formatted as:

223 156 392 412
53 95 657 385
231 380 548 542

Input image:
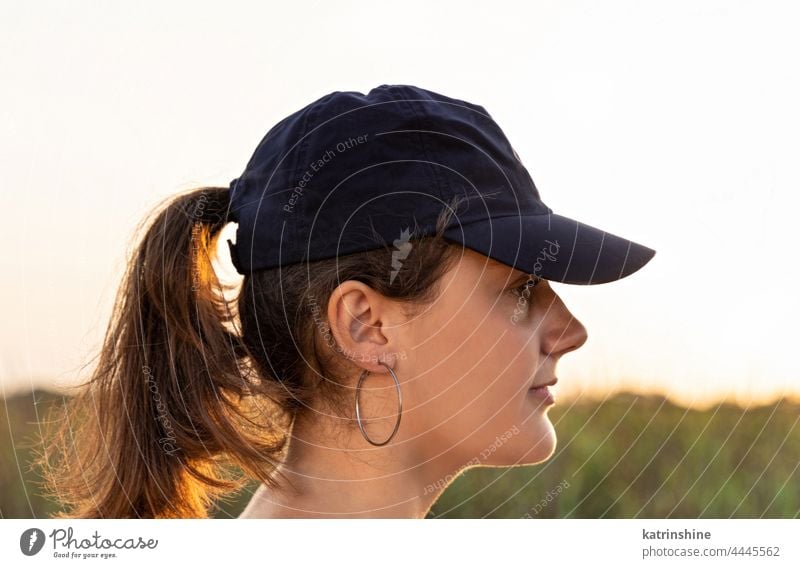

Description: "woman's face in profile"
400 248 588 469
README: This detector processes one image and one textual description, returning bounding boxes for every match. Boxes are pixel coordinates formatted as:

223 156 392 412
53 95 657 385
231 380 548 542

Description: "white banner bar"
2 519 797 567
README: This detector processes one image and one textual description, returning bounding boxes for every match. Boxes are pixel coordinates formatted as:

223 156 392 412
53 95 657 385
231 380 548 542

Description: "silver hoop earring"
354 361 403 446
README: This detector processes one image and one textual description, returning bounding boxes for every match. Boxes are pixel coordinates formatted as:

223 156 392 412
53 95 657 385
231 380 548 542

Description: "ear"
326 280 401 373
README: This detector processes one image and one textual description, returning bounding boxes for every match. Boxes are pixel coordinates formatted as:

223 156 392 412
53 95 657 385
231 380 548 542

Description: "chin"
520 419 557 465
480 418 557 467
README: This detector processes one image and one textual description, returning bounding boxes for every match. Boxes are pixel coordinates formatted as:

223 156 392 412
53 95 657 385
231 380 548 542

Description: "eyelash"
512 276 541 298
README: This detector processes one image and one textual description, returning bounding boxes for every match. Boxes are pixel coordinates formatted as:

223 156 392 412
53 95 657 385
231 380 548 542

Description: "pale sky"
1 0 798 408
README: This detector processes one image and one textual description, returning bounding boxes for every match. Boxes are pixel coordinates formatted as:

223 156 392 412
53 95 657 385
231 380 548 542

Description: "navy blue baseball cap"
226 84 655 285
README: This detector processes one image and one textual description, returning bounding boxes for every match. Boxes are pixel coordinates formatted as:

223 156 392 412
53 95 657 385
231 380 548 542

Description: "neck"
240 412 460 519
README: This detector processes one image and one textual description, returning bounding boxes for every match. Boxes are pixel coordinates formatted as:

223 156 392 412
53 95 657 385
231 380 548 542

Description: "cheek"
417 297 531 396
465 322 555 464
408 300 544 456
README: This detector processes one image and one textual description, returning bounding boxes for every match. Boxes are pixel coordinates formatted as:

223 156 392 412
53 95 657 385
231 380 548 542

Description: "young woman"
41 84 656 518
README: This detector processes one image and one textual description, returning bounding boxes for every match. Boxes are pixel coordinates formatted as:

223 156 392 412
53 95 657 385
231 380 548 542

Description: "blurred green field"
2 390 798 518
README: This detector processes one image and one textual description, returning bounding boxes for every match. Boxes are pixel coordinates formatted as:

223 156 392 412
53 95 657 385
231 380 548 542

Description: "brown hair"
37 185 461 518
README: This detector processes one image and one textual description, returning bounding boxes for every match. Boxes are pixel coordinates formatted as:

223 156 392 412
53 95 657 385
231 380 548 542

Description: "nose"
541 292 588 359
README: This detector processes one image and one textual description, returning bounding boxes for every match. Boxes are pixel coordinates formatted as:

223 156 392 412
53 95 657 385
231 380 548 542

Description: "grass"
2 390 797 518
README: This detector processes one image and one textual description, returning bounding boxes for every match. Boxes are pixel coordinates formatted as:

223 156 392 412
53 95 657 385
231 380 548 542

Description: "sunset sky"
1 0 798 408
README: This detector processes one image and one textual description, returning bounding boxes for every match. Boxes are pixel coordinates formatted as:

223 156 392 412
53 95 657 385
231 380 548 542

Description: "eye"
510 275 542 300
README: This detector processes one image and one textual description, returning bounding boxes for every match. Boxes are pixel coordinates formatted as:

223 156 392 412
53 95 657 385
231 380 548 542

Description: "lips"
530 377 558 389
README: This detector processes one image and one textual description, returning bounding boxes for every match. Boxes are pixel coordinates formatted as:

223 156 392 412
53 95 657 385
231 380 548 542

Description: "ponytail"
39 186 288 518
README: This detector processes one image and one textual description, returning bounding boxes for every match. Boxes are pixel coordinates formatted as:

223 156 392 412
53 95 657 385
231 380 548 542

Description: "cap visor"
442 212 656 285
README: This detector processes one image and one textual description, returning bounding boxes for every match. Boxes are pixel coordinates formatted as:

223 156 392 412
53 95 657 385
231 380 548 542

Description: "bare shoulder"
238 484 271 518
238 484 302 519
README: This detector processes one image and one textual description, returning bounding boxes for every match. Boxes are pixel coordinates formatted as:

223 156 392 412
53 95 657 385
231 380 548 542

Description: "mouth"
530 377 558 389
